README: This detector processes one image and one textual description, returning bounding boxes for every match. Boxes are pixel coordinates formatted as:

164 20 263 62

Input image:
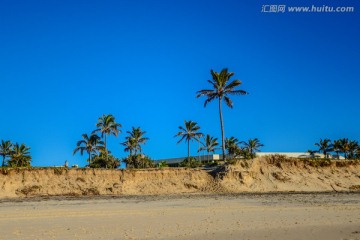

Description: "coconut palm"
333 139 342 159
121 138 137 157
225 137 240 159
7 143 32 167
73 133 104 164
339 138 350 159
356 147 360 159
348 140 359 159
241 138 264 159
198 134 219 162
123 127 149 155
175 120 203 159
93 114 122 157
196 68 248 160
315 139 333 159
0 140 13 167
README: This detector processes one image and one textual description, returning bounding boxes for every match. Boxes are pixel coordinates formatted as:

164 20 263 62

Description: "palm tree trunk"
104 135 108 161
219 98 226 161
2 156 5 167
88 152 91 164
187 140 190 159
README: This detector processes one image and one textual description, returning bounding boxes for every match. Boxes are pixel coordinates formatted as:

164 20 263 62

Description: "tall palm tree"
175 120 203 159
73 133 104 164
8 143 32 167
0 140 13 167
196 68 248 161
93 114 122 157
123 127 149 155
198 134 219 162
333 139 342 159
315 139 333 159
241 138 264 159
225 137 240 159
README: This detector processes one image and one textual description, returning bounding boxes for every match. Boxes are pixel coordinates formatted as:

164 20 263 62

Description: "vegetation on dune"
7 143 32 167
309 138 360 160
93 114 122 160
196 68 248 161
89 153 120 169
225 137 264 160
0 140 12 167
180 157 201 168
73 133 104 164
122 127 148 156
198 134 219 162
122 154 154 169
314 138 332 159
225 137 240 159
156 161 169 168
0 140 32 167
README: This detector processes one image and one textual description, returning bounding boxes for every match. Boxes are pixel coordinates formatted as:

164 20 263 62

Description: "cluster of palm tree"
175 68 250 163
73 114 121 168
73 114 152 168
121 127 152 168
121 127 149 156
225 137 264 159
174 119 263 163
0 140 32 167
311 138 360 159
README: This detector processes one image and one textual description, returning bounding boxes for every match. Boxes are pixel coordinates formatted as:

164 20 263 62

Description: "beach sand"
1 193 360 240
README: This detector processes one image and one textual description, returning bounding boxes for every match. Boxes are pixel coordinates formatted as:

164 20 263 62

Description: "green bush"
122 154 154 169
157 161 169 168
89 153 120 169
180 157 201 168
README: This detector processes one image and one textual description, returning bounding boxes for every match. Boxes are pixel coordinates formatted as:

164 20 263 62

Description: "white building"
154 152 344 165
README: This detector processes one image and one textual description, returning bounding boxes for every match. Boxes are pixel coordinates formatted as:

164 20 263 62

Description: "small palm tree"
93 114 122 157
315 139 333 159
124 127 149 155
8 143 32 167
356 147 360 160
0 140 13 167
333 139 342 159
121 138 137 157
307 149 317 159
175 120 203 159
196 68 248 161
241 138 264 159
348 140 359 159
339 138 350 159
73 133 104 164
198 134 219 162
225 137 240 159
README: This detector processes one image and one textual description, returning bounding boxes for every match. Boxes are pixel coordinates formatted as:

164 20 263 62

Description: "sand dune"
0 157 359 199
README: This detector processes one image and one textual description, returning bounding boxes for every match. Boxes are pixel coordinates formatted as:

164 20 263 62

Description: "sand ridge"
0 157 359 199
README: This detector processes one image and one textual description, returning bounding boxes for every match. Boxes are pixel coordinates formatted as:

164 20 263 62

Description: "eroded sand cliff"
1 157 359 198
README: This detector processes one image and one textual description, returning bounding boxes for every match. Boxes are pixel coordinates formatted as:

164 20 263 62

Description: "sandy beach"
1 193 359 240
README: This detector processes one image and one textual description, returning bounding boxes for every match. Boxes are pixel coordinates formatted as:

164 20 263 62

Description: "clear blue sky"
1 0 359 167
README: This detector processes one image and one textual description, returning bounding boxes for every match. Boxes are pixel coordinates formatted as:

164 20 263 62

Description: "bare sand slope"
219 157 360 192
0 158 359 199
0 193 359 240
